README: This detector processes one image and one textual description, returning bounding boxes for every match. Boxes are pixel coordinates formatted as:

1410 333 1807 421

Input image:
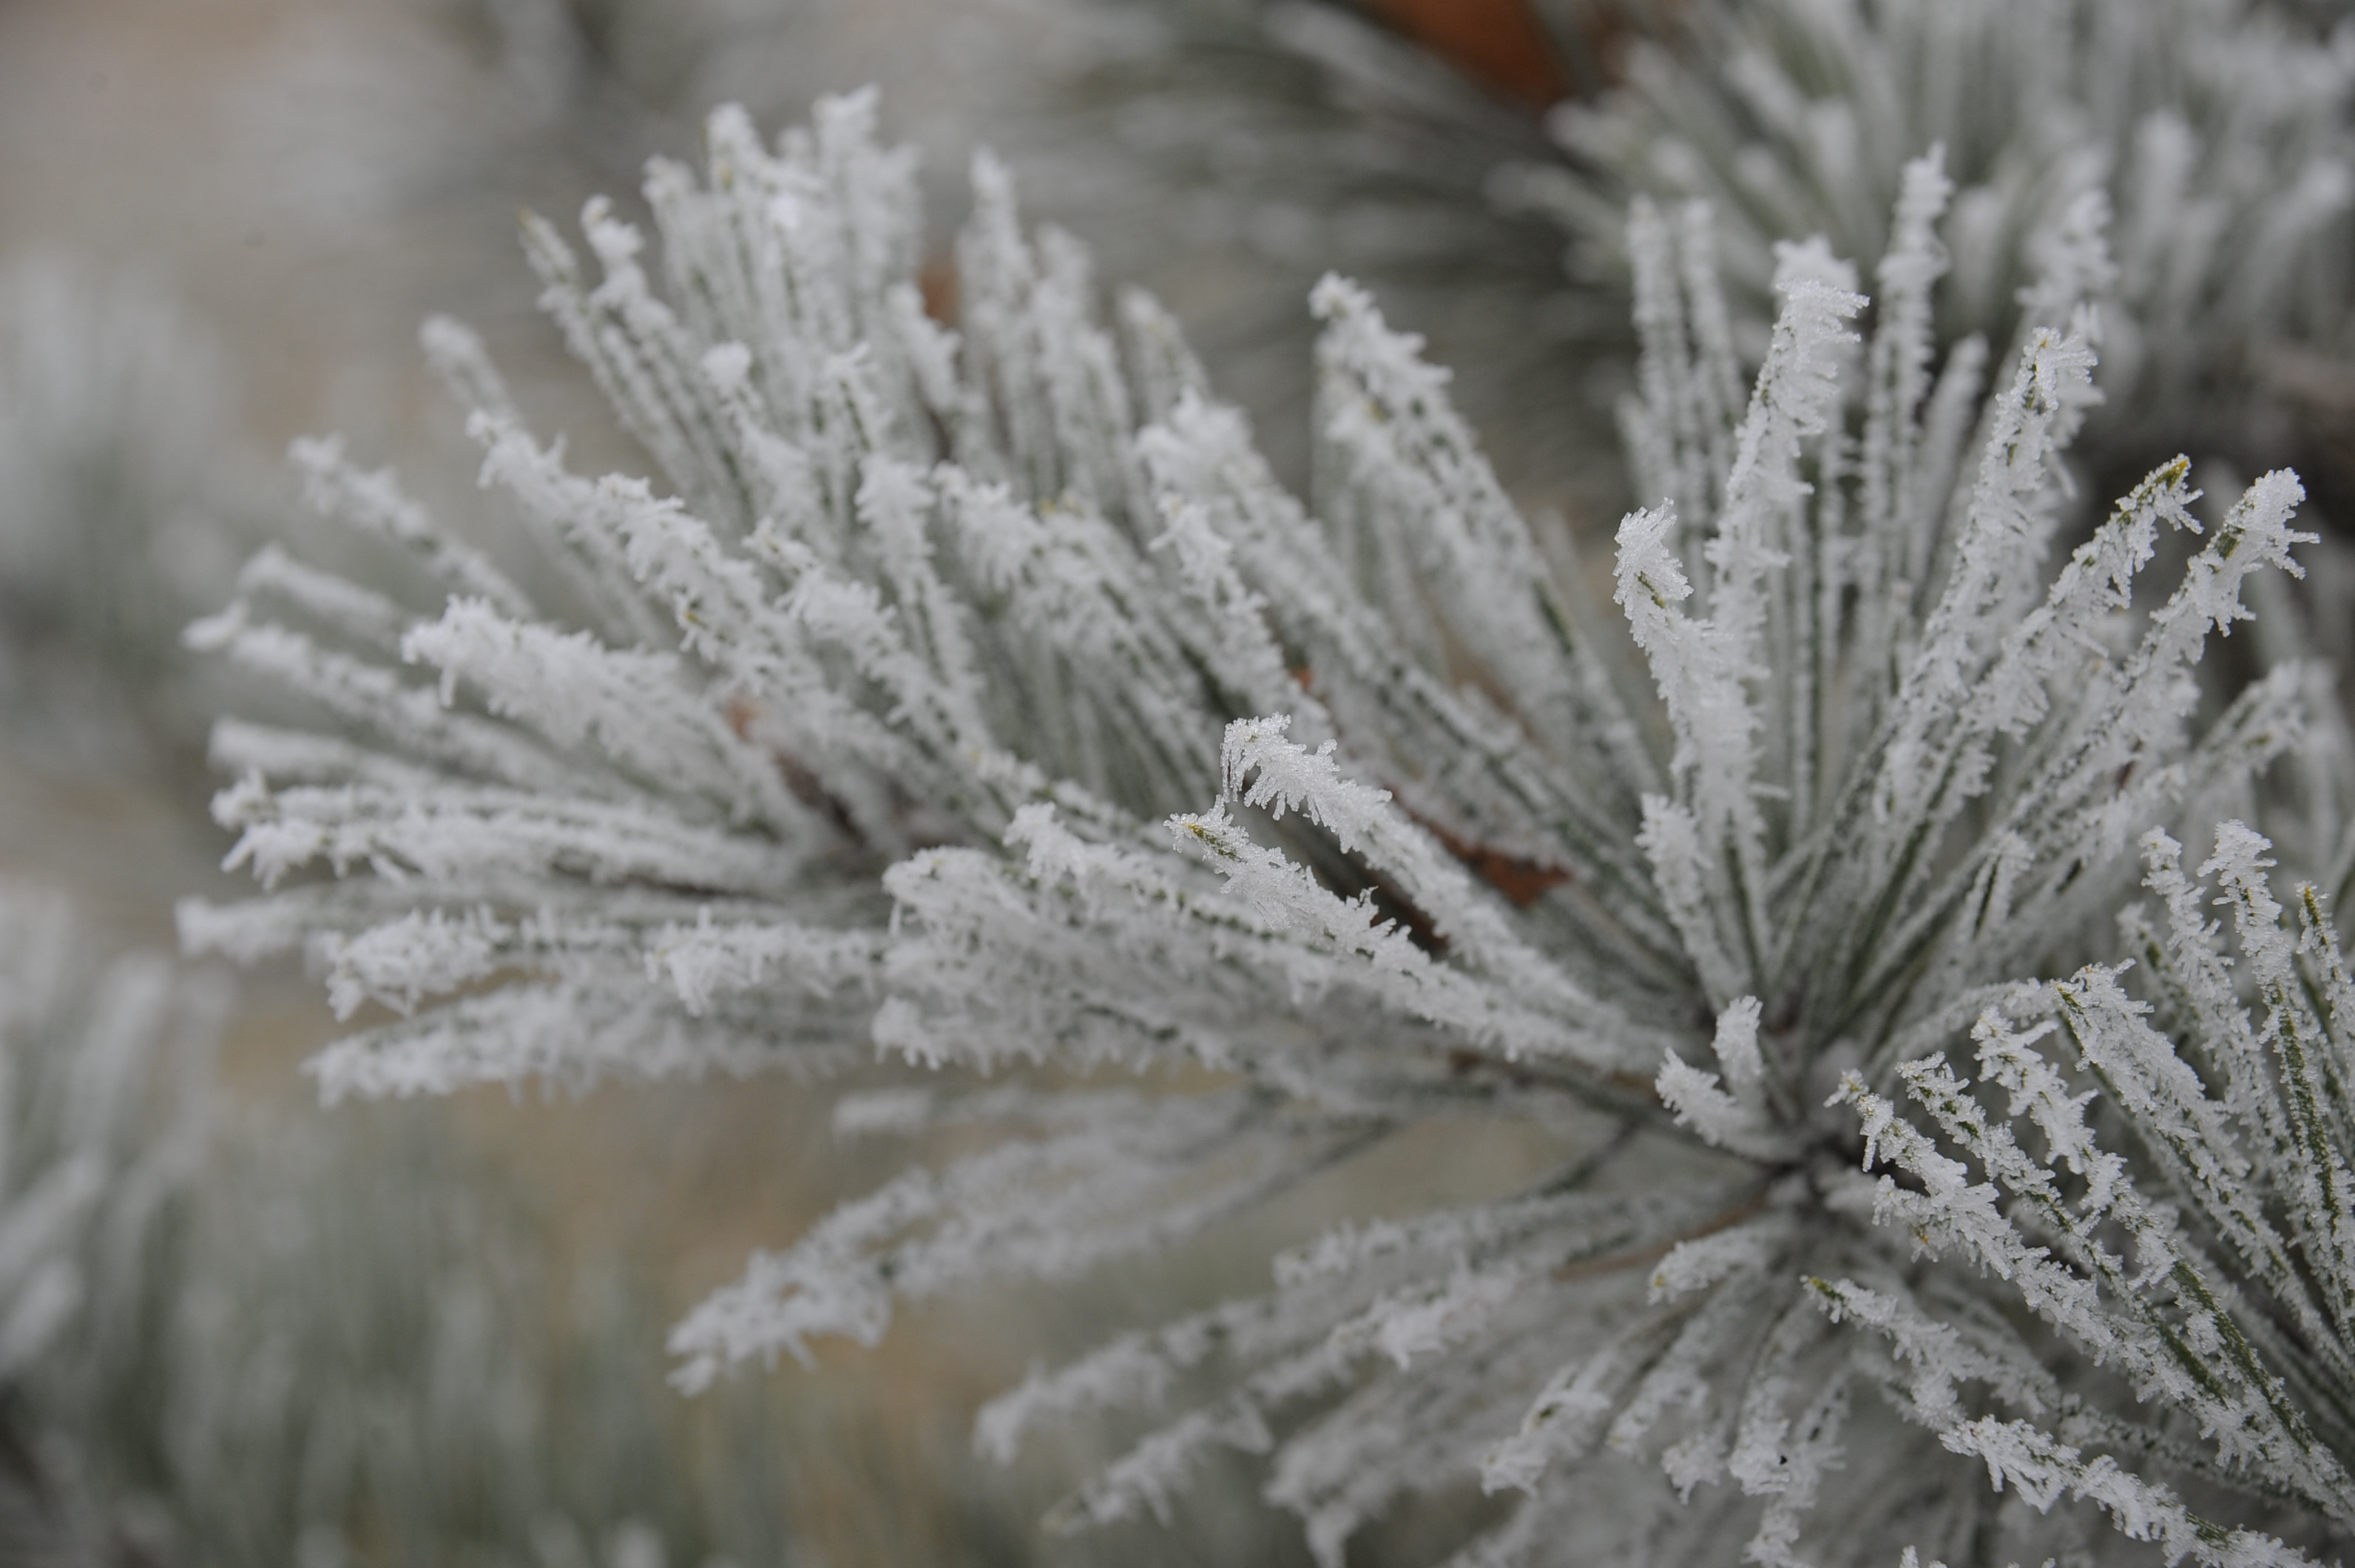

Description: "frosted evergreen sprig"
0 885 872 1568
1516 0 2355 474
1823 820 2355 1561
0 887 220 1562
189 93 2346 1564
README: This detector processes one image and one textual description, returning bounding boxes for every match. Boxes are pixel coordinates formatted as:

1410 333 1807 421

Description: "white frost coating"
186 83 2355 1568
1646 1221 1780 1305
289 433 532 618
643 913 882 1017
322 909 510 1019
1656 996 1789 1160
1709 994 1763 1089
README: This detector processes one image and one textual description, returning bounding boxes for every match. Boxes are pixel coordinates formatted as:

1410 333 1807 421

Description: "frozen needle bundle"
187 92 2355 1564
1521 0 2355 482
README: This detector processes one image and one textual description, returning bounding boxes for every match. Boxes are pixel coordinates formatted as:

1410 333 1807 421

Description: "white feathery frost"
189 89 2355 1565
1515 0 2355 476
